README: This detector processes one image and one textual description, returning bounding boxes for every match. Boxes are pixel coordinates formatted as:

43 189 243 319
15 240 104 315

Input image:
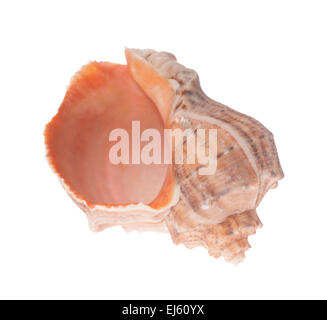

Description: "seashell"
45 48 283 263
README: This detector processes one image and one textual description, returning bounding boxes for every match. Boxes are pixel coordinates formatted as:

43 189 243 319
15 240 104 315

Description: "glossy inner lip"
45 62 169 206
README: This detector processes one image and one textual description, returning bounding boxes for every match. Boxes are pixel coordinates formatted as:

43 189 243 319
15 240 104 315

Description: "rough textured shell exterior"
128 49 284 263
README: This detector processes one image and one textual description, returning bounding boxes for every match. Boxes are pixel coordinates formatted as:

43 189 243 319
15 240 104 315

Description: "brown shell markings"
45 48 283 264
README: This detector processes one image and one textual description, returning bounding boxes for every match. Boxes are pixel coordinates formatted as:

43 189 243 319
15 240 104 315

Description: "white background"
0 1 326 300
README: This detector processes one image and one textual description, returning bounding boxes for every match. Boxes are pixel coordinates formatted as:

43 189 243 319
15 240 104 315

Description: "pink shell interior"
45 62 170 207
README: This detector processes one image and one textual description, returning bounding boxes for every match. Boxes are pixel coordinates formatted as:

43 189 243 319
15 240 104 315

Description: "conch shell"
45 48 283 264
